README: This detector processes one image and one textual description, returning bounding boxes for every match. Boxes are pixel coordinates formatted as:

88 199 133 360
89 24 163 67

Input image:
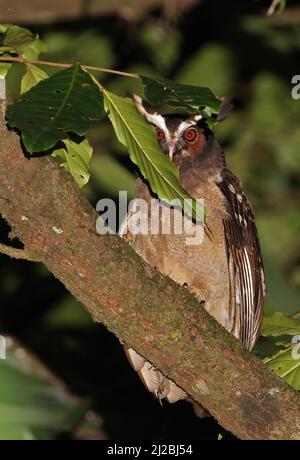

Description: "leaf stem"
0 55 139 79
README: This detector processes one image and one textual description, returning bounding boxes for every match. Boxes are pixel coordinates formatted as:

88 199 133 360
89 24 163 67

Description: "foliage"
0 24 46 77
264 344 300 390
4 27 218 219
6 64 104 153
262 312 300 389
141 75 221 125
263 312 300 337
0 0 299 440
0 24 45 57
52 139 93 187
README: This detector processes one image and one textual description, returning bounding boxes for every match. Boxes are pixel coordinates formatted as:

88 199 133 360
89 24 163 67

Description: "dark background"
0 0 299 440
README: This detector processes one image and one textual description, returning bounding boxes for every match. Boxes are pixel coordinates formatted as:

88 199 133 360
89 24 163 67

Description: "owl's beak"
167 142 176 161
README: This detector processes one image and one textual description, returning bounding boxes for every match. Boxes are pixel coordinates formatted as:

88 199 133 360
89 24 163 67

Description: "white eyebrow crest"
175 114 203 137
132 94 167 132
132 94 203 138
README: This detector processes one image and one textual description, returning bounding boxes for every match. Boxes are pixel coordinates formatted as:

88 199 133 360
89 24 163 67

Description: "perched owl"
119 94 266 409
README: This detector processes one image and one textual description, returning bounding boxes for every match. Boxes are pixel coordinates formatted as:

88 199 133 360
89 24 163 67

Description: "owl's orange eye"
183 128 198 142
156 128 165 141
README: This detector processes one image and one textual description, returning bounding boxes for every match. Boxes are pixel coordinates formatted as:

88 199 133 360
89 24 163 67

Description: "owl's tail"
124 347 209 417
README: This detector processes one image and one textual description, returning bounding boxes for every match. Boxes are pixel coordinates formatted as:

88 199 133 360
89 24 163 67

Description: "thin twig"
0 242 40 262
0 56 139 79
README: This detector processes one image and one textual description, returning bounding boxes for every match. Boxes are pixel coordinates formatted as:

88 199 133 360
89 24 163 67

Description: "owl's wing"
218 169 266 350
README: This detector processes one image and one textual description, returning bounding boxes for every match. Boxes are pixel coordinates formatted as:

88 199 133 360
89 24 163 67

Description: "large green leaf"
52 139 93 187
263 312 300 337
103 89 204 222
141 75 221 120
6 64 104 153
264 344 300 391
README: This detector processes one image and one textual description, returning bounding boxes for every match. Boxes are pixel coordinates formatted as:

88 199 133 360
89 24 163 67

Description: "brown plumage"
119 95 266 409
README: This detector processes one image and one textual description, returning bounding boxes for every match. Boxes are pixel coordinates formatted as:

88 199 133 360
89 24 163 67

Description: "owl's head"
132 94 208 163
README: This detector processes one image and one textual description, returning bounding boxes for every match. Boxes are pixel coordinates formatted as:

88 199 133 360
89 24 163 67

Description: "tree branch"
0 242 40 262
0 100 299 439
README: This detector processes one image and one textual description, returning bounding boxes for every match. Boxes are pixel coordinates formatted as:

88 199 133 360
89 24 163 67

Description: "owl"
119 94 266 409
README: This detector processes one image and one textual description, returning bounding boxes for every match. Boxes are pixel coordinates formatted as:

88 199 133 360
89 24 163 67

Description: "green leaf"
52 139 93 187
6 64 104 153
21 64 48 94
21 36 47 60
0 24 39 56
103 89 204 222
141 75 221 120
263 313 300 337
264 343 300 390
0 24 46 81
